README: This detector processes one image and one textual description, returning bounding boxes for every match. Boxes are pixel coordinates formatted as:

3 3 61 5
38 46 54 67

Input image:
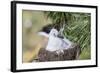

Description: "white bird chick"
38 25 72 55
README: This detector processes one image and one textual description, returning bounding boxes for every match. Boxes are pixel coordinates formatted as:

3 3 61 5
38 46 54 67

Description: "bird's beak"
38 32 49 38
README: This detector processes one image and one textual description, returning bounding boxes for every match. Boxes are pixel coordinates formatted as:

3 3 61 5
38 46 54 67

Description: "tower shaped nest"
37 43 81 62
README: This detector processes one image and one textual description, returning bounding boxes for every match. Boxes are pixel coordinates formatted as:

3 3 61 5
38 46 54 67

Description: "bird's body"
38 27 72 53
46 28 72 52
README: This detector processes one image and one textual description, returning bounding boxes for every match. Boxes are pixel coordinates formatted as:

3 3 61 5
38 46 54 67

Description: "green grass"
79 48 91 60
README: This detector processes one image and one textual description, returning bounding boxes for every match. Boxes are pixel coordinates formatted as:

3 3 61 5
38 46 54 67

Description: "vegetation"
45 11 91 59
